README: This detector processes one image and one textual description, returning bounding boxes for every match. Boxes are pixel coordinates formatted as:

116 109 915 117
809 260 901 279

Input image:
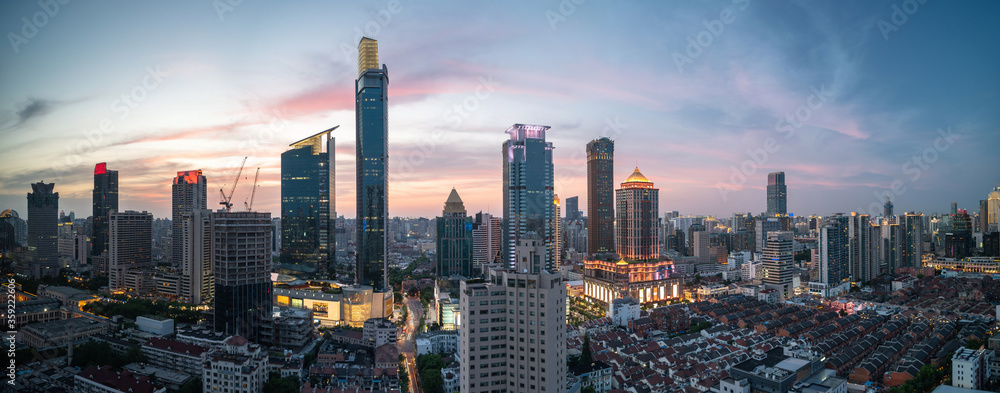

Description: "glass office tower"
355 37 389 291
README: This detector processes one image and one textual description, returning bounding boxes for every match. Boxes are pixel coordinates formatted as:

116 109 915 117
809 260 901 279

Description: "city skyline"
2 1 999 220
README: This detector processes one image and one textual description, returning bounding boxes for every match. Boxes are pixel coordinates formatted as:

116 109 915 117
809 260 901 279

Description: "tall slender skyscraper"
180 209 213 305
884 197 893 218
554 195 561 268
502 124 555 271
587 138 615 256
172 170 207 266
92 163 118 256
615 168 659 261
437 189 472 278
766 171 787 216
213 211 272 343
355 37 389 291
27 181 59 278
281 128 336 277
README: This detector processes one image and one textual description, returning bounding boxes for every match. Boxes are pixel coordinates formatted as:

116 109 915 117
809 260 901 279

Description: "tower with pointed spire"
437 188 473 277
884 196 893 218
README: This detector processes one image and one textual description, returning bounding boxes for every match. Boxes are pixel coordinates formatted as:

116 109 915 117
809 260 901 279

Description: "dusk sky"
2 0 998 220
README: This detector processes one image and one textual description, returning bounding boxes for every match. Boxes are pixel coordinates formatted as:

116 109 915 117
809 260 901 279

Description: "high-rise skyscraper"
761 231 794 298
848 213 878 284
281 128 336 277
564 196 581 221
615 167 659 261
815 214 850 296
460 267 566 393
900 212 923 269
355 37 389 291
980 199 990 234
437 189 472 278
988 187 1000 232
109 211 153 292
92 163 119 256
554 195 562 269
884 197 893 218
27 181 59 278
172 170 207 267
471 212 502 276
766 171 787 216
213 211 272 343
586 137 615 256
180 209 213 305
502 124 555 271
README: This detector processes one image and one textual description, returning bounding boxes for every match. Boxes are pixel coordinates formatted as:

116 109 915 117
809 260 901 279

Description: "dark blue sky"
1 0 998 219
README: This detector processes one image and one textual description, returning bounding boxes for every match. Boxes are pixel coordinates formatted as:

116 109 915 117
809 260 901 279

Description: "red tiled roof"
144 337 208 356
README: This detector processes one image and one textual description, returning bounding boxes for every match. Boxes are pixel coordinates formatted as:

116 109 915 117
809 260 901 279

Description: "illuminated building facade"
616 167 659 261
761 231 794 298
274 284 392 328
583 259 680 304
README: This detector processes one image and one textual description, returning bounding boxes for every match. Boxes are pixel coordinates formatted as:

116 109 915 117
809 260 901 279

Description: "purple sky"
1 1 998 220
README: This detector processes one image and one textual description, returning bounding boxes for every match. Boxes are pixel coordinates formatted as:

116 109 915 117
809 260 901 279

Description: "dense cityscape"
2 2 1000 393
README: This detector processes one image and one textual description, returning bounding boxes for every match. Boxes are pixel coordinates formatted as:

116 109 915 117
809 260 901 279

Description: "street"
398 297 424 393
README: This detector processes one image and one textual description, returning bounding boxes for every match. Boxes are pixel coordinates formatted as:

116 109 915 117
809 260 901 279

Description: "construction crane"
244 168 260 212
219 157 247 212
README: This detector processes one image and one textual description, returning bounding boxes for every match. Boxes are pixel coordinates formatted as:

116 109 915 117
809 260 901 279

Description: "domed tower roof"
621 167 654 189
0 209 17 218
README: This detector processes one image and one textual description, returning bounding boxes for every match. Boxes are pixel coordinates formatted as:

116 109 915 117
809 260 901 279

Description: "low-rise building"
75 365 166 393
609 297 640 328
415 331 459 355
954 347 989 390
175 324 231 350
136 315 174 335
570 360 613 393
18 317 109 348
141 337 208 377
202 336 269 393
363 318 398 348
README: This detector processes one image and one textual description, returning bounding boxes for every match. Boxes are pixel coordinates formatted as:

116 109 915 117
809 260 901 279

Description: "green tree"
263 372 300 393
422 371 444 393
582 387 598 393
178 377 202 393
581 333 592 365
